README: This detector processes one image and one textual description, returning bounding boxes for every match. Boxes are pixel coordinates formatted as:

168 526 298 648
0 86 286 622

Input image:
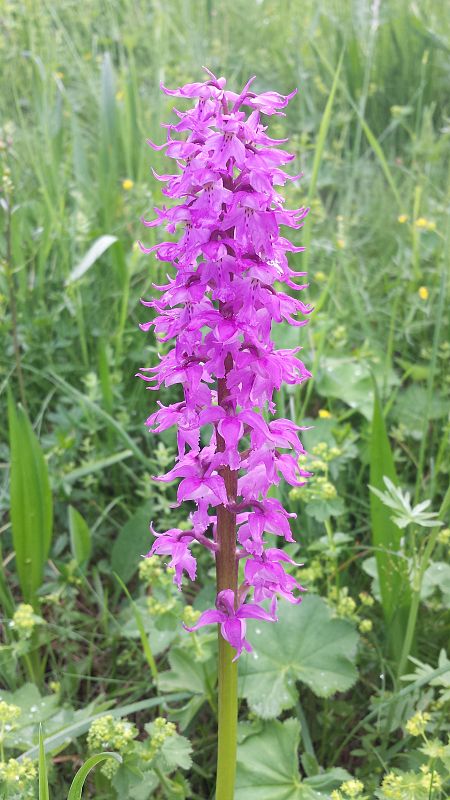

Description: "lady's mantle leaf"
239 595 359 718
236 718 350 800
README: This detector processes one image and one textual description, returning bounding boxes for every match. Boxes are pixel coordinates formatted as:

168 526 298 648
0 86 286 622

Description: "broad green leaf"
239 596 358 718
316 356 396 420
67 752 122 800
145 719 192 772
236 718 350 800
112 762 158 799
422 562 450 607
119 595 178 656
305 496 346 522
39 725 50 800
68 506 92 566
158 647 215 697
111 504 153 581
64 235 118 285
393 384 448 439
7 390 53 604
63 449 133 485
369 383 411 661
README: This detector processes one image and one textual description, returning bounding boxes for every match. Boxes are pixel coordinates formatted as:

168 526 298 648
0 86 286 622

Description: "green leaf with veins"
239 595 359 719
236 718 351 800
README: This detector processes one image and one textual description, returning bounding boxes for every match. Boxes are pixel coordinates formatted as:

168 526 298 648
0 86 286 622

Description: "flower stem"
216 636 238 800
215 356 238 800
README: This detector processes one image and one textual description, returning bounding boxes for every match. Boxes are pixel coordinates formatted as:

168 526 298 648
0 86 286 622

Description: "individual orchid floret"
184 589 276 660
244 548 305 608
146 526 197 589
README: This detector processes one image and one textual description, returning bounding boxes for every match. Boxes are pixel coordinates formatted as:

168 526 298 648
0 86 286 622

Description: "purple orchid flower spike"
138 71 311 661
184 589 276 661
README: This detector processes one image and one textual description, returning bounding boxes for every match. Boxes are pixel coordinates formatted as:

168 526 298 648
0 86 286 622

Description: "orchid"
138 68 311 799
184 589 275 661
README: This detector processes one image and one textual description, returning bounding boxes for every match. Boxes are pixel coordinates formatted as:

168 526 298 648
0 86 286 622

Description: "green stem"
215 353 238 800
397 486 450 678
216 638 238 800
411 184 422 281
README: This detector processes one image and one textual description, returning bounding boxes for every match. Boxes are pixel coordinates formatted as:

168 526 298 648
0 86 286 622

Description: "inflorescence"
138 68 311 659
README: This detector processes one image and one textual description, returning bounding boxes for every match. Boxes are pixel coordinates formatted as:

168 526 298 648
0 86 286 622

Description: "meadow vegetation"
1 1 449 797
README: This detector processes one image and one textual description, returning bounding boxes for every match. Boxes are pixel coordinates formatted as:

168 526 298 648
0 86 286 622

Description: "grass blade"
113 571 158 683
67 753 122 800
39 725 50 800
42 370 149 467
63 449 133 484
64 235 118 286
302 50 343 272
7 390 53 605
68 506 92 567
369 381 411 662
358 116 401 207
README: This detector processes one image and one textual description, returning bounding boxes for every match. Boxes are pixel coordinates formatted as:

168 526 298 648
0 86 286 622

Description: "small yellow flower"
116 90 125 101
397 214 408 224
318 409 332 419
437 527 450 545
405 710 431 737
0 700 21 725
11 603 37 637
122 178 134 191
415 217 436 231
336 238 346 249
341 779 365 797
418 286 429 301
359 619 373 633
55 71 64 79
315 271 327 282
183 605 201 627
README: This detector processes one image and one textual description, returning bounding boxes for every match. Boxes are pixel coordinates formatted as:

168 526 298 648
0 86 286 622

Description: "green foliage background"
0 1 449 798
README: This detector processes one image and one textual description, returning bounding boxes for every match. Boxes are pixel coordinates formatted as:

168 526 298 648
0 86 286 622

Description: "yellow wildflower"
11 604 37 637
405 710 430 737
183 605 201 627
437 527 450 545
359 619 373 633
336 238 346 249
418 286 429 301
359 592 374 607
315 271 327 282
0 700 21 725
340 779 365 797
397 214 408 224
318 409 332 419
122 178 134 191
415 217 435 230
0 757 37 790
116 90 125 101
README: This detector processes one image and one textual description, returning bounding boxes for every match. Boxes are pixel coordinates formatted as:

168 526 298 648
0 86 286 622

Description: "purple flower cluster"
138 69 311 660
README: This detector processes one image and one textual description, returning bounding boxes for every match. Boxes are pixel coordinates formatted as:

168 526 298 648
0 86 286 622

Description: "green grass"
1 0 449 798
